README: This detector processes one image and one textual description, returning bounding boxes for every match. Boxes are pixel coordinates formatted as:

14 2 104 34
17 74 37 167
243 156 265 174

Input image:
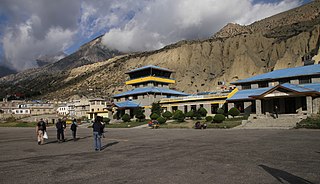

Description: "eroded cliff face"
1 1 320 100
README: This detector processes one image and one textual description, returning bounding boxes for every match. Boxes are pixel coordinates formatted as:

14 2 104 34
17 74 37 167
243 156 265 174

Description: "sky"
0 0 312 72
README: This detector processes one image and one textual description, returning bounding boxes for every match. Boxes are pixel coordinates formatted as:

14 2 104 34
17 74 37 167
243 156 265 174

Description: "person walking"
56 118 65 142
36 118 46 145
92 117 103 151
70 119 78 141
274 105 279 119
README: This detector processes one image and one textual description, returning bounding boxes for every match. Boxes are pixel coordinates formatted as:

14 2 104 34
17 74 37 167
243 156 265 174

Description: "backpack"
70 123 76 131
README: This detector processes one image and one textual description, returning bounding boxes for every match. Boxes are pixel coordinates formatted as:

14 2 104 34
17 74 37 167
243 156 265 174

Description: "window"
242 84 251 90
172 106 178 112
299 77 311 84
133 96 138 100
191 105 197 111
91 109 94 112
279 79 289 84
200 104 204 108
184 105 188 113
211 104 219 114
258 82 268 88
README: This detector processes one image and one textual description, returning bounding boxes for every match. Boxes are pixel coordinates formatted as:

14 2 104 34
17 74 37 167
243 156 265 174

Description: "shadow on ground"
259 164 314 184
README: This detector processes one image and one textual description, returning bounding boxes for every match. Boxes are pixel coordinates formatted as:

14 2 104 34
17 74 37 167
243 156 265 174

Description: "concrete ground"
0 127 319 184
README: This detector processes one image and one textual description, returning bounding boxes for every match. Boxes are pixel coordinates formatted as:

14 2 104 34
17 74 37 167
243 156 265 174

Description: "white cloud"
2 17 75 71
102 0 302 52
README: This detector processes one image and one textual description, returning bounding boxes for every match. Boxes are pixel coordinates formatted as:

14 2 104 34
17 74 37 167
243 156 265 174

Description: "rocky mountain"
0 0 320 100
0 65 17 78
36 52 67 67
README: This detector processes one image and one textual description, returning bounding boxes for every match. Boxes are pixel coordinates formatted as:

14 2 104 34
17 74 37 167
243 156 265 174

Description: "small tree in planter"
122 113 131 122
228 107 240 118
198 107 208 117
151 102 162 116
205 116 213 122
173 110 185 122
134 108 146 122
213 114 225 123
185 110 194 120
156 116 167 124
217 108 225 114
162 111 173 120
150 113 160 120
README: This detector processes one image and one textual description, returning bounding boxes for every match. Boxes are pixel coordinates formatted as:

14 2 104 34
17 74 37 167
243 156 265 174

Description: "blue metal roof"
126 65 173 74
281 83 315 93
227 87 272 101
232 64 320 84
299 83 320 92
113 87 188 98
227 83 320 101
114 100 140 108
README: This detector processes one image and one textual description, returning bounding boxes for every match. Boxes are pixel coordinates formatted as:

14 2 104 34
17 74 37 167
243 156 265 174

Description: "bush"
173 110 185 122
205 116 213 122
134 108 146 121
150 113 160 120
213 114 225 123
121 114 131 122
217 108 225 114
185 110 194 119
296 117 320 129
103 117 111 124
151 102 162 116
157 116 167 124
228 107 240 118
198 107 208 117
162 111 173 120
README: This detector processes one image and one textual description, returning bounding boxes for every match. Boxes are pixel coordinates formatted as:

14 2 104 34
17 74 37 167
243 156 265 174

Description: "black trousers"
57 129 64 141
72 130 77 139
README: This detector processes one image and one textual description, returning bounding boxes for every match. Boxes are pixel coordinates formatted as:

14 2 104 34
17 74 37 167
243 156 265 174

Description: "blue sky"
0 0 313 71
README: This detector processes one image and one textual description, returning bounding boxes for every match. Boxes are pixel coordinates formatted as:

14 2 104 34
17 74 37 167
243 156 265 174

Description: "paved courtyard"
0 127 319 184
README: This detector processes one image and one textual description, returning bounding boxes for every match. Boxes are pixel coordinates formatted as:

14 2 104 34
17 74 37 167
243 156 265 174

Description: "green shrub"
157 116 166 124
185 110 194 119
213 114 225 123
150 113 160 120
217 108 225 114
151 102 162 116
121 114 131 122
205 116 213 122
134 108 146 121
198 107 208 117
296 117 320 129
162 111 173 120
228 107 240 118
103 117 111 124
173 110 185 122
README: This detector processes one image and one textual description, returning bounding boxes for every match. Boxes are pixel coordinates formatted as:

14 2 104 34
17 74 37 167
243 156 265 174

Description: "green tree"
121 113 131 122
134 108 146 121
173 110 185 122
213 114 225 123
198 107 208 117
205 116 213 122
228 107 240 118
217 108 225 114
185 110 194 119
150 113 160 120
151 102 162 116
156 116 166 124
162 111 173 120
103 117 111 124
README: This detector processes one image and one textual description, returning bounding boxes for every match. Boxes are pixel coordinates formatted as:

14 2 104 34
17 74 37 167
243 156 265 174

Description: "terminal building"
227 64 320 117
113 65 188 118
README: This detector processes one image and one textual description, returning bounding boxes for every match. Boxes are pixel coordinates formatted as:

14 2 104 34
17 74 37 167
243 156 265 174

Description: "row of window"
241 77 313 90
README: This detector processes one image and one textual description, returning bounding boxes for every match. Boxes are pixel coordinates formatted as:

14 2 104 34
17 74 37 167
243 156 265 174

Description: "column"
306 96 313 115
256 99 262 115
228 103 234 111
244 101 252 115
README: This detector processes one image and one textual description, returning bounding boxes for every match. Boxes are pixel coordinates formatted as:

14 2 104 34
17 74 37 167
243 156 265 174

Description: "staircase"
234 114 307 129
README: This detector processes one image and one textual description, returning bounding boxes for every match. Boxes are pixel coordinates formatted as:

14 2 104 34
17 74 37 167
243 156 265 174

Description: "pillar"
256 100 262 115
244 101 252 115
306 96 313 115
228 103 234 111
